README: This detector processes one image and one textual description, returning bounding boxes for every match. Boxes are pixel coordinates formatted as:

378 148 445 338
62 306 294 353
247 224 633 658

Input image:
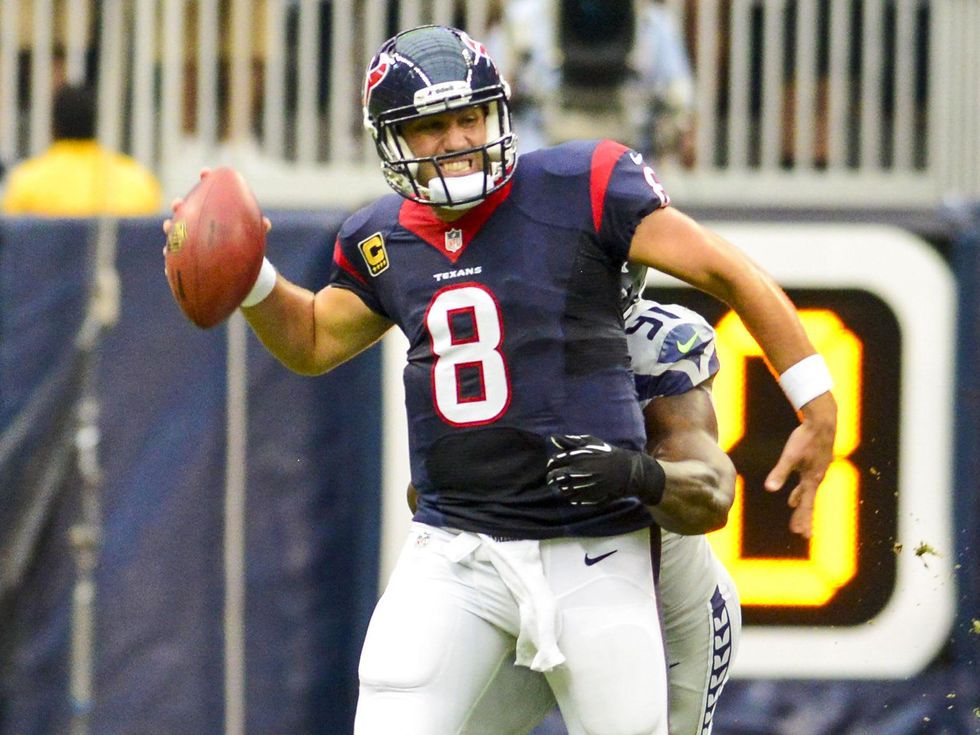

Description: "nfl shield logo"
445 228 463 253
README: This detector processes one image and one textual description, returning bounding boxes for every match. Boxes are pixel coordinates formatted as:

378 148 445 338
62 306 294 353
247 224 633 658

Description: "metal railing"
0 0 978 210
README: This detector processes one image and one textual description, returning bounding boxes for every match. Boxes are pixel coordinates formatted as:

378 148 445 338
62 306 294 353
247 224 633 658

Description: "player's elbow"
287 359 328 377
656 457 736 534
263 346 330 376
697 489 733 533
681 480 732 534
701 459 737 531
652 499 728 536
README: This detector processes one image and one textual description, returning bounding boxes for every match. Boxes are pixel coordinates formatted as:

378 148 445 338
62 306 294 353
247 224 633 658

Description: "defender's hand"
546 434 665 506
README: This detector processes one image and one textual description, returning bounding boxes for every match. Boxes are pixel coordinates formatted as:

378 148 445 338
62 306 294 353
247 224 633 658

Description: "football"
165 167 266 329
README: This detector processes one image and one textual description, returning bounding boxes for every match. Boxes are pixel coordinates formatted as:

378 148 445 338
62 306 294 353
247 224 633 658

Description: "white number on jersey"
425 284 511 426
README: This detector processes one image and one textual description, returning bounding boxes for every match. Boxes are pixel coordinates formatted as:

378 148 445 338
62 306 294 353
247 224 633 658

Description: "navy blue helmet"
362 25 518 208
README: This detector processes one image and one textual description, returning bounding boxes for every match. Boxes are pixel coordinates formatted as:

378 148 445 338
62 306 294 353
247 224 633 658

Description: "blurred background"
0 1 977 733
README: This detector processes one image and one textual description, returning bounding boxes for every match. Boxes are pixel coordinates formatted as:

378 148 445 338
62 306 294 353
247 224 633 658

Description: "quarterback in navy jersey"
165 23 836 735
331 136 666 539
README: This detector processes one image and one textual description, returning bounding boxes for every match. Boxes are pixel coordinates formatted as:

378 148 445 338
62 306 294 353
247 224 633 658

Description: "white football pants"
354 522 668 735
461 552 741 735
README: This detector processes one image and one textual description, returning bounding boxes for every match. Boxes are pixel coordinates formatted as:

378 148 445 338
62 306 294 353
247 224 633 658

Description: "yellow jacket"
1 140 162 216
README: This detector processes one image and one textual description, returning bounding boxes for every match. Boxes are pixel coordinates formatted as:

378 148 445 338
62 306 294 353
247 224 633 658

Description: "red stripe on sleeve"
332 237 369 287
589 140 630 233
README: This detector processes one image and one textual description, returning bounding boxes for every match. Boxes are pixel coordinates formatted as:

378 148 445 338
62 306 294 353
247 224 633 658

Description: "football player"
450 268 741 735
165 25 835 735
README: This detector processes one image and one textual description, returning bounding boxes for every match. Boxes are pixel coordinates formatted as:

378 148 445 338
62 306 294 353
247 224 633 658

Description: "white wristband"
241 257 277 308
778 354 833 411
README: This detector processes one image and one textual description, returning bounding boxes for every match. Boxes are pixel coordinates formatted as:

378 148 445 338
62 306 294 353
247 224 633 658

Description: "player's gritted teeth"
440 156 476 175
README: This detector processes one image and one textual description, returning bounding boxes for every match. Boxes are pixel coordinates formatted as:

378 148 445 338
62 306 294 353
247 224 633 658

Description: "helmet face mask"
363 26 518 209
621 263 649 318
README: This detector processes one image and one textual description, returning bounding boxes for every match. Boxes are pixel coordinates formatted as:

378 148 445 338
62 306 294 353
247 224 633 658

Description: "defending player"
624 275 741 735
165 25 834 734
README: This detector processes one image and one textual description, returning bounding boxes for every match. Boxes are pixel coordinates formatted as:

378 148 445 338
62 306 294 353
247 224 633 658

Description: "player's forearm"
647 432 736 534
242 277 325 375
703 241 816 373
730 283 839 437
631 210 832 395
707 249 839 427
243 278 391 375
640 384 735 533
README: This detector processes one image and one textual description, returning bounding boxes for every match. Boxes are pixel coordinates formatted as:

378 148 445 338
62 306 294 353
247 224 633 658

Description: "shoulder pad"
625 300 719 403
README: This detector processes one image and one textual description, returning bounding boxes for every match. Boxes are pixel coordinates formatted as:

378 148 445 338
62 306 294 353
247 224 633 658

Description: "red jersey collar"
398 181 513 264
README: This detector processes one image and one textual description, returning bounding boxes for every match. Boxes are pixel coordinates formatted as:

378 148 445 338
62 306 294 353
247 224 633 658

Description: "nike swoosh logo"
584 550 618 566
677 333 698 353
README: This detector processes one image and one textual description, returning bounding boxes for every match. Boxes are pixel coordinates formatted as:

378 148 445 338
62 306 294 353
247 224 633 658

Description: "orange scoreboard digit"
647 223 957 679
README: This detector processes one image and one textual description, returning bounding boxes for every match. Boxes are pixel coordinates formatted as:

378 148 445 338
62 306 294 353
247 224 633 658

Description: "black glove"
546 434 666 506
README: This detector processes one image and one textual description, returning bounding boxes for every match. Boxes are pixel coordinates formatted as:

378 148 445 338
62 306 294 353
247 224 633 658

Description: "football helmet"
620 262 648 318
362 25 518 209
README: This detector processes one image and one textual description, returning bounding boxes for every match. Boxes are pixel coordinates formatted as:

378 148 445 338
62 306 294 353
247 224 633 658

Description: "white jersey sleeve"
624 300 720 408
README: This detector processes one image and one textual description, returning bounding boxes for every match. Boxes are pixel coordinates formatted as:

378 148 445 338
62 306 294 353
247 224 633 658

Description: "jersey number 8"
425 284 512 426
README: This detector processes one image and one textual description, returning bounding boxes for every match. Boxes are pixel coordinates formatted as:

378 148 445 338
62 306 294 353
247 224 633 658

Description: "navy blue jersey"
330 140 669 538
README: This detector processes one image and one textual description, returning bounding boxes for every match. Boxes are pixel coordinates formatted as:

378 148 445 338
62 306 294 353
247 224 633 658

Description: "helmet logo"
364 54 391 104
459 31 490 63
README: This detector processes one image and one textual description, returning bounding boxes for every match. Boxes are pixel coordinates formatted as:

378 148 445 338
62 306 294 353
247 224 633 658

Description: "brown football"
165 167 265 329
